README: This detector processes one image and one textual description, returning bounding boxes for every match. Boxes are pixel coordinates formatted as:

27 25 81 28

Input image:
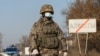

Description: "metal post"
85 33 88 56
77 33 81 56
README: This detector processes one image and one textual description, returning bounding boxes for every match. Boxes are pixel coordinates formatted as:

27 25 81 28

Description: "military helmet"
40 4 54 14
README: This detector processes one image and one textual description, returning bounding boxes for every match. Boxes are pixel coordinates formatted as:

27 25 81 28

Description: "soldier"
29 4 67 56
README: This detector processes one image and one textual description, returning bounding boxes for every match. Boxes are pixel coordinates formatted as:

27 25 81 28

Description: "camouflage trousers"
30 47 67 56
30 48 59 56
39 48 59 56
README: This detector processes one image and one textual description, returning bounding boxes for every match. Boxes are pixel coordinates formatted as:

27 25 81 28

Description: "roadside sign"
68 19 96 33
25 47 30 55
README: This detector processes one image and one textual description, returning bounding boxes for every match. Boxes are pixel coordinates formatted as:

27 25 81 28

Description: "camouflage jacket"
29 17 67 52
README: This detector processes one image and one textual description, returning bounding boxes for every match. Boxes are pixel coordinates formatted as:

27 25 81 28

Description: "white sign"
25 47 30 55
68 19 96 33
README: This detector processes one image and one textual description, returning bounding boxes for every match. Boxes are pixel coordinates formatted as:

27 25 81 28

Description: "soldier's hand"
31 49 39 55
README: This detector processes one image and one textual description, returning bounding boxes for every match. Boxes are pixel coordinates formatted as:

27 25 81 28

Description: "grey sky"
0 0 74 48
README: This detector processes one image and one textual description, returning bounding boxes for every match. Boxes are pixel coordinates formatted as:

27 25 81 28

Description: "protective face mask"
44 12 53 18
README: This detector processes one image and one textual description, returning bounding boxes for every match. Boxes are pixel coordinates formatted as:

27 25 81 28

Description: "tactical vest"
36 20 59 49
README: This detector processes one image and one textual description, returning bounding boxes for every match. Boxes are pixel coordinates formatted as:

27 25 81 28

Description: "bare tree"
63 0 100 56
0 33 2 51
19 35 30 55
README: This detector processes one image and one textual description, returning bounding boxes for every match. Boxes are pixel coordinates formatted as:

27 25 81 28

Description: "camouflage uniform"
29 4 67 56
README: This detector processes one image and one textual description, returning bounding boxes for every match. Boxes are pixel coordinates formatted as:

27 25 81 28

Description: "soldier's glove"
31 49 39 55
64 52 67 56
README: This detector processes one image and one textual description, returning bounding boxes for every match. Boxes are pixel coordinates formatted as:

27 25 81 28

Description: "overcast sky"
0 0 74 48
